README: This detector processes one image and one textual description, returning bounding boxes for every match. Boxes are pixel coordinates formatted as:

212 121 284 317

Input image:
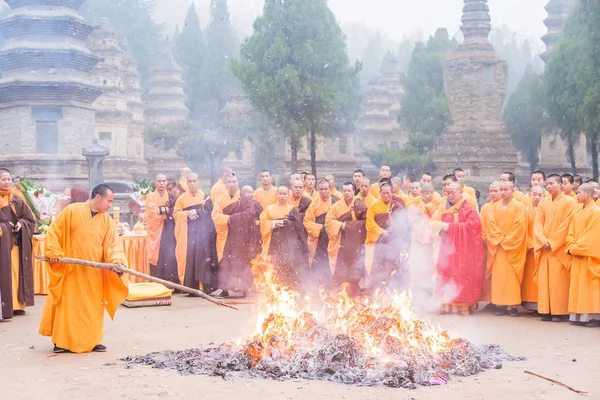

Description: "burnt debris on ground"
122 336 524 389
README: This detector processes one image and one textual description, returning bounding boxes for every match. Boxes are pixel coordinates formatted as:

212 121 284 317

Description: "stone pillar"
82 140 109 192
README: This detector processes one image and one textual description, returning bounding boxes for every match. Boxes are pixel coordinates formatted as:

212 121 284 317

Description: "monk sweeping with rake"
38 184 237 355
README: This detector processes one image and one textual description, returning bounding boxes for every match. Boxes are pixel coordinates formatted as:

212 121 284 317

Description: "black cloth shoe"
13 310 25 316
509 308 519 317
494 307 508 316
482 303 497 313
53 345 71 354
92 344 107 352
541 315 552 322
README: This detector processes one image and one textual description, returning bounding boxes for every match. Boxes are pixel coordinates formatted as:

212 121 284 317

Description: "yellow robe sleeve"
211 193 232 262
365 202 386 244
547 199 576 253
566 206 600 279
304 201 323 239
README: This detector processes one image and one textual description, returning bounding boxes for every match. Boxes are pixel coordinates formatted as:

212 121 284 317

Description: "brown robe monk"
304 195 339 287
145 190 178 283
218 196 263 292
0 190 35 319
325 198 367 295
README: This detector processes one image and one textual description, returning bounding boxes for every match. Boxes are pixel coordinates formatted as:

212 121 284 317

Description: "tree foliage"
232 0 362 174
363 28 456 174
503 68 545 173
174 3 205 119
144 120 243 183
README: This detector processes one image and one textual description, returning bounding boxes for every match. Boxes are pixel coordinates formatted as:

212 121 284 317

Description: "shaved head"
241 185 254 194
489 181 500 189
499 181 514 189
421 183 434 191
531 185 544 194
188 173 199 180
155 173 167 180
579 183 595 196
448 182 462 192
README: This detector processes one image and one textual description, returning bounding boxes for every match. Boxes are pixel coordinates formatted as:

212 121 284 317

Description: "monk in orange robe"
500 172 524 202
177 167 191 193
441 174 479 211
365 182 410 290
522 185 545 313
486 182 528 316
0 169 35 320
303 173 318 201
325 182 367 295
431 182 483 316
522 170 549 208
325 174 343 199
210 166 232 201
260 186 308 288
416 183 442 217
369 164 392 198
561 173 578 201
288 180 312 214
566 183 600 326
145 174 178 284
586 179 600 206
453 168 477 200
356 178 376 208
479 181 501 311
174 173 217 292
215 183 262 296
39 184 128 353
254 170 277 210
533 174 577 322
420 173 443 204
352 169 365 195
304 179 339 288
391 177 408 202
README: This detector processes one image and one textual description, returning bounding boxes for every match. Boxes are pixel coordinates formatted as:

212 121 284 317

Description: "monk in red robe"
213 177 262 296
431 182 483 316
260 186 309 289
0 168 35 320
325 182 367 295
174 173 218 293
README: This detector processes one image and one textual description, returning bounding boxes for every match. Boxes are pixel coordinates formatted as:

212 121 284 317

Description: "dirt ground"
1 295 598 400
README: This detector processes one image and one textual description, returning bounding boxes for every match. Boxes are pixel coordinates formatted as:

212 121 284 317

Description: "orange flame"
246 258 451 363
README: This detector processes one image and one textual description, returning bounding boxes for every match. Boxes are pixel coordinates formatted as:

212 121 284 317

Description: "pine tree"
174 3 205 119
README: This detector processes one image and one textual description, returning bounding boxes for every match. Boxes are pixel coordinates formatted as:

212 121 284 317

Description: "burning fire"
245 260 452 364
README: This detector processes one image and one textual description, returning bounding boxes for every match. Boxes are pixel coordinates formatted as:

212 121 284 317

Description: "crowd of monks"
145 165 600 326
2 163 600 354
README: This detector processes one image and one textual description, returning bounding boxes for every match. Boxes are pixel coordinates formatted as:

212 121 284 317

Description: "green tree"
81 0 163 85
364 28 456 173
203 0 238 124
503 68 545 173
174 3 205 119
144 120 243 184
232 0 362 174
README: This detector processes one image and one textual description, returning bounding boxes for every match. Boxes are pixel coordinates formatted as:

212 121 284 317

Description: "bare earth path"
1 295 598 400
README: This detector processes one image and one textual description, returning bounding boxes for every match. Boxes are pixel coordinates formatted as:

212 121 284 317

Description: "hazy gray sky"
156 0 549 48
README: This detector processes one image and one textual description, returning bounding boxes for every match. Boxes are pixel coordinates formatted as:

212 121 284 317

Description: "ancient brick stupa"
89 18 147 180
0 0 102 187
433 0 517 189
144 39 188 177
541 0 575 63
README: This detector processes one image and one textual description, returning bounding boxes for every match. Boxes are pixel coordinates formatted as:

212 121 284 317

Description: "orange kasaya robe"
304 189 319 202
288 194 312 213
212 190 240 262
479 201 493 302
565 191 577 201
406 197 435 290
514 190 525 202
430 198 483 310
254 186 277 210
209 179 226 202
566 202 600 318
324 198 367 281
596 198 600 207
521 205 538 305
173 189 207 284
533 192 577 315
145 190 169 266
441 194 479 213
260 203 308 287
304 195 337 268
39 201 128 353
331 188 343 199
522 191 550 209
178 177 189 194
486 198 528 306
369 182 382 199
356 192 376 208
463 185 476 200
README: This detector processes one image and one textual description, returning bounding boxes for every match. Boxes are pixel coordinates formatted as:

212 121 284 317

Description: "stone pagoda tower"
144 39 188 177
0 0 102 187
433 0 517 189
88 18 147 180
122 51 147 177
541 0 575 63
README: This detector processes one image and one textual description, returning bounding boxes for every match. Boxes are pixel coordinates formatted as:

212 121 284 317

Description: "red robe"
431 198 483 305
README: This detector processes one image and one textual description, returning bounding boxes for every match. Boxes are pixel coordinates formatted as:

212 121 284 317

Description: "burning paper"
123 262 524 388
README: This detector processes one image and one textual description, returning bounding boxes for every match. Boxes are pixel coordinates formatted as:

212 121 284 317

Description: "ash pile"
122 309 524 389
